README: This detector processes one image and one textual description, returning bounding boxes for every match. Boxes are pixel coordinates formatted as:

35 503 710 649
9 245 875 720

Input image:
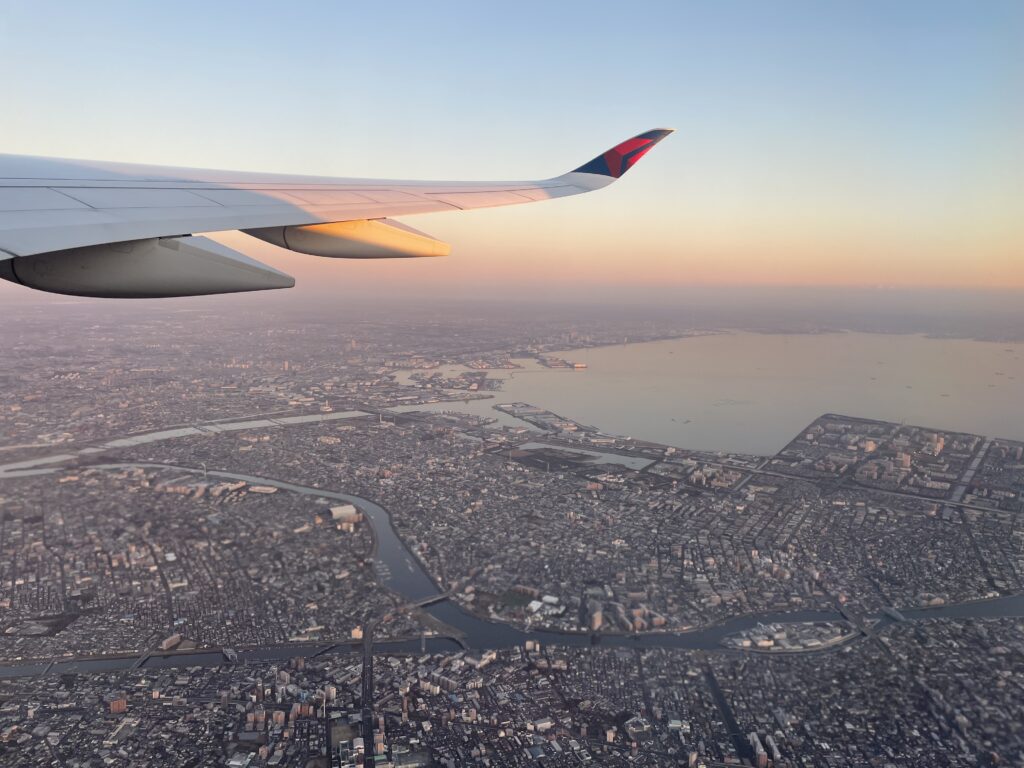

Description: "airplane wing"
0 128 672 298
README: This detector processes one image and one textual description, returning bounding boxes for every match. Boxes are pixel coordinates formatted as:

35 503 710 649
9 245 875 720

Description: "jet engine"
0 236 294 298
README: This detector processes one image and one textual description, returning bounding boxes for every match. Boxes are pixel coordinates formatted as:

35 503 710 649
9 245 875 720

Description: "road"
360 620 376 768
528 432 1006 514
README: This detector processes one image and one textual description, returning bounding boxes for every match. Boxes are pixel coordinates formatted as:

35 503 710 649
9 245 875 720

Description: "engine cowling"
244 218 450 259
0 236 295 298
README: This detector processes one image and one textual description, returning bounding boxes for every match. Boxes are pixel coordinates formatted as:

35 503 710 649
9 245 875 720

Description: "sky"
1 0 1022 302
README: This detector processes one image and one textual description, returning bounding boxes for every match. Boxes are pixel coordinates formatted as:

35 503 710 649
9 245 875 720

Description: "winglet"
572 128 674 178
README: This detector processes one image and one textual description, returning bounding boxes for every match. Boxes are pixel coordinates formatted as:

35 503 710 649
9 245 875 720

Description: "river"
2 461 1022 679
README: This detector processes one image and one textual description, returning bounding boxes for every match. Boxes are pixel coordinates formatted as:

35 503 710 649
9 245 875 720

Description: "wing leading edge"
0 128 672 297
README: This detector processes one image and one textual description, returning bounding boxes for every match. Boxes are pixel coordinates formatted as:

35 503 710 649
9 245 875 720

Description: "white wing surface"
0 129 672 298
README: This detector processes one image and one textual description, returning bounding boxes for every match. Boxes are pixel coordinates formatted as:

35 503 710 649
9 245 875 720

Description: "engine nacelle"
0 236 295 298
245 218 450 259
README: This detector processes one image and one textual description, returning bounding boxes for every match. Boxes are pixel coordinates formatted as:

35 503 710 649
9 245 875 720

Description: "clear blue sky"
2 0 1021 295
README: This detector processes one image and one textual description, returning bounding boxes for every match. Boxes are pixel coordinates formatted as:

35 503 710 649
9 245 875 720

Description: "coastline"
395 332 1024 454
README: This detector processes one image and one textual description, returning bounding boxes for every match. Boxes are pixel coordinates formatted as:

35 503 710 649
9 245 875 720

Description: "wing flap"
55 187 222 209
426 190 541 209
280 189 375 206
0 187 90 212
189 189 303 207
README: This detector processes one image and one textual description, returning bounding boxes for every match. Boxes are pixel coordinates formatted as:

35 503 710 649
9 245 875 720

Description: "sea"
395 332 1024 455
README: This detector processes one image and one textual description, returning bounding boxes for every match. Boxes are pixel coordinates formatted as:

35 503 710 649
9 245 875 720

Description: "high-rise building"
749 732 767 768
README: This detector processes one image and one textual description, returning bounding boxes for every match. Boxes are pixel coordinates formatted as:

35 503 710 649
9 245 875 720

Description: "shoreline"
546 327 1024 360
397 332 1024 454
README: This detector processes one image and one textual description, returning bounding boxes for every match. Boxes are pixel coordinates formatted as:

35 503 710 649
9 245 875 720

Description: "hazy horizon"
5 282 1024 344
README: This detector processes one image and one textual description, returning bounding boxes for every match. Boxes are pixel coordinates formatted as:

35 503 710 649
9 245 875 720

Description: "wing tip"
572 128 674 178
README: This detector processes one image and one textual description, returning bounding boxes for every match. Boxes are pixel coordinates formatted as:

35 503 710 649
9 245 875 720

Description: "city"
3 0 1022 764
0 303 1021 766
